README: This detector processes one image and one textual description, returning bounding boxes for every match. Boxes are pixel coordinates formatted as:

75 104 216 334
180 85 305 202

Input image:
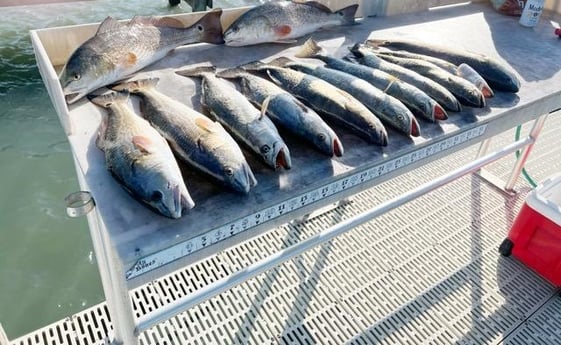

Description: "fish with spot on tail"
112 78 257 194
88 90 194 219
241 59 389 146
349 43 462 112
365 38 520 93
223 0 358 46
176 66 292 171
217 68 344 157
60 9 224 104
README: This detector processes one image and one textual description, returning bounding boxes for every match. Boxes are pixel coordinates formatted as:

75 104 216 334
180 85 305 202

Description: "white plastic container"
519 0 545 27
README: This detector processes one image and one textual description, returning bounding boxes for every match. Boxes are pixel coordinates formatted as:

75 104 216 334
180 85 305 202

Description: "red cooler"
499 173 561 287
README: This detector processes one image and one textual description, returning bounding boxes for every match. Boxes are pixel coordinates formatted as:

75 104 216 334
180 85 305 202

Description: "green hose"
515 125 538 188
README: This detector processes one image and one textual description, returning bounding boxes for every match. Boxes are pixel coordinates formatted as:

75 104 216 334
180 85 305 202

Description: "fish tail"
348 43 365 57
193 8 224 44
215 67 245 79
336 4 358 25
268 57 294 67
175 65 216 78
295 38 323 59
87 90 129 108
112 78 159 93
364 39 388 49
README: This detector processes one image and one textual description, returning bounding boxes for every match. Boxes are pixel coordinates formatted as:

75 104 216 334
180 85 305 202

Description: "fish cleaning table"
30 1 561 344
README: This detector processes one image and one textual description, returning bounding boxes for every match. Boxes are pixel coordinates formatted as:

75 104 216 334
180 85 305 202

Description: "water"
0 0 258 339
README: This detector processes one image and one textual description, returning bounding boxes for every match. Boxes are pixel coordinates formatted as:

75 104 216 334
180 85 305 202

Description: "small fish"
112 78 257 194
88 90 194 219
372 53 486 108
372 49 494 98
296 39 439 125
60 9 224 104
366 38 520 93
349 43 462 112
223 0 357 46
217 68 344 157
283 58 420 137
176 66 292 170
242 59 389 146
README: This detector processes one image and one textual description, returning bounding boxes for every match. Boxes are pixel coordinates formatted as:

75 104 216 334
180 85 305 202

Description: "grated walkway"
10 112 561 345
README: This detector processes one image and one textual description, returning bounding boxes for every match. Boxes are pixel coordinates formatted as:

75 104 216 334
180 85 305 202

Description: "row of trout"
60 1 521 218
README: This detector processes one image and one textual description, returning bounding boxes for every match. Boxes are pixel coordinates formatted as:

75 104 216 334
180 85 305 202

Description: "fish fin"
87 90 129 108
152 16 185 28
112 78 159 93
260 96 271 119
193 8 224 44
301 1 332 12
364 39 389 49
240 61 266 71
268 56 294 67
335 4 358 25
216 67 245 79
195 117 219 133
132 135 155 154
273 39 298 44
176 66 216 78
273 25 292 37
295 38 323 58
96 16 123 35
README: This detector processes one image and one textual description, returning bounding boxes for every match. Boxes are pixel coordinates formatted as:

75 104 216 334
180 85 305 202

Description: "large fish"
223 0 357 46
371 48 494 98
283 58 421 137
242 59 389 145
60 9 224 104
112 78 257 194
371 52 486 108
297 38 444 124
176 66 292 170
88 91 194 219
349 44 462 112
216 68 344 157
366 38 520 92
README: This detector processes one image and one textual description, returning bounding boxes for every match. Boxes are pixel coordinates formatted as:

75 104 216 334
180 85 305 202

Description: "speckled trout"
242 59 389 146
296 39 445 124
216 68 343 157
223 0 357 46
176 66 292 170
60 9 224 104
349 44 462 112
88 91 194 219
366 38 520 93
112 78 257 194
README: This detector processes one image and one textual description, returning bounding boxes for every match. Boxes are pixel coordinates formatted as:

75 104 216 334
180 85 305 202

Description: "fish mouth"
410 118 421 137
223 36 244 47
167 184 195 219
64 89 89 105
333 138 344 157
233 164 257 194
275 146 292 170
480 85 495 98
433 104 448 121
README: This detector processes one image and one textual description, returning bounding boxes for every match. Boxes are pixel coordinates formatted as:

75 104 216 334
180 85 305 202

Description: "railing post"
66 192 138 345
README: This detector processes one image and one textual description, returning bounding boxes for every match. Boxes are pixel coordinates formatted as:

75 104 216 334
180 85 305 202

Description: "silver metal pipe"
504 114 548 191
135 136 532 334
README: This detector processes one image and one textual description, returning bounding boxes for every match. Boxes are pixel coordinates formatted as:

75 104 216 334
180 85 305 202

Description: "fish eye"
317 133 326 142
260 145 271 154
73 73 81 81
197 24 203 32
151 191 163 202
398 115 404 121
231 25 239 33
225 167 234 176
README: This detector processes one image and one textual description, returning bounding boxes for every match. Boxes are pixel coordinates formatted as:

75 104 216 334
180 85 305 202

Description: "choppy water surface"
0 0 258 339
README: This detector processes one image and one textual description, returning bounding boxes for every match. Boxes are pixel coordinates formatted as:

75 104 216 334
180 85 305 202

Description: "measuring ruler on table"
126 124 487 280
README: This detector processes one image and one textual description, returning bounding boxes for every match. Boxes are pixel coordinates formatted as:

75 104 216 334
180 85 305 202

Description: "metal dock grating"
10 112 561 345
